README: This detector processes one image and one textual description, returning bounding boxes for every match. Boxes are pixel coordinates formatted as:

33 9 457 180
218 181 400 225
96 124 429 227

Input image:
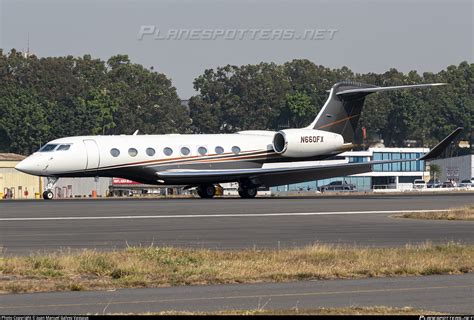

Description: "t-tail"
305 81 447 144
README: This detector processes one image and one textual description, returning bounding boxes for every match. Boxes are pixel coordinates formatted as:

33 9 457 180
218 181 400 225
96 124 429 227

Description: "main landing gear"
197 184 216 198
238 185 258 199
196 183 258 199
43 177 58 200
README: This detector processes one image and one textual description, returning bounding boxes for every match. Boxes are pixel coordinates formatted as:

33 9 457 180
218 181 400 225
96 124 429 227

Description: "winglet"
420 127 463 161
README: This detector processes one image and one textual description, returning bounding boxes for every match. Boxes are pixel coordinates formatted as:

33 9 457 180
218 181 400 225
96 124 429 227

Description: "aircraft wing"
156 128 462 187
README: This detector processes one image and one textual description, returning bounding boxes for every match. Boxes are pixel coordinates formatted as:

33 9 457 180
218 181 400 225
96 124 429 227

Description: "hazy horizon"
1 0 472 98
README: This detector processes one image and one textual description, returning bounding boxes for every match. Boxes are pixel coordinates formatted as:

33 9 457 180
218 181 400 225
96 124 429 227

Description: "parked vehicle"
413 179 426 189
426 179 441 188
459 179 473 189
318 181 357 192
441 181 455 188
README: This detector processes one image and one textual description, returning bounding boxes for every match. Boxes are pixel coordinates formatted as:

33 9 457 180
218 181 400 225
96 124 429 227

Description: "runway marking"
0 209 450 221
0 284 471 309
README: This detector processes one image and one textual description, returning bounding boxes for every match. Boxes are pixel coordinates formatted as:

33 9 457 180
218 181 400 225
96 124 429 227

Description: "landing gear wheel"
43 177 59 200
197 184 216 198
238 186 258 199
42 190 54 200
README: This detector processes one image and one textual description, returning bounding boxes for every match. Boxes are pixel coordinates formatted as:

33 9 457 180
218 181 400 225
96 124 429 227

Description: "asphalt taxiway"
1 274 473 314
0 193 473 254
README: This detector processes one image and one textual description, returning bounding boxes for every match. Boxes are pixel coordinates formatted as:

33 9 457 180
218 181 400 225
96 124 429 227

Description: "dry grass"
398 206 474 221
117 306 442 315
1 242 473 294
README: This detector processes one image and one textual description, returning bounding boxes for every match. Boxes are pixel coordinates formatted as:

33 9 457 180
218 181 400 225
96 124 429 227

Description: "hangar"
0 153 41 199
430 154 473 183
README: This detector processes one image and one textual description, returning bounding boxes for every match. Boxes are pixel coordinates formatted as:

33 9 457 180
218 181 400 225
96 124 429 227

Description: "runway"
0 193 473 254
1 274 473 314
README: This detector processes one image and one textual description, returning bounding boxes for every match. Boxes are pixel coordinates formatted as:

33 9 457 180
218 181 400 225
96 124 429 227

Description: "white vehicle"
413 179 426 189
15 81 462 200
459 179 473 189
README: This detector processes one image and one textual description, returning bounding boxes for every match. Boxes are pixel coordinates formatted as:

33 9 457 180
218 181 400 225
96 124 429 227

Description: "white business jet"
15 81 462 199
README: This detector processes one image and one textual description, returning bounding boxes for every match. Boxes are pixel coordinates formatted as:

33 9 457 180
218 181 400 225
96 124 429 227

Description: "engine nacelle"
272 129 344 158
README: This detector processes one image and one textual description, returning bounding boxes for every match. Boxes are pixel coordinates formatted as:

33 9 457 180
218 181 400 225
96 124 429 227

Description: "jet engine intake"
272 129 344 158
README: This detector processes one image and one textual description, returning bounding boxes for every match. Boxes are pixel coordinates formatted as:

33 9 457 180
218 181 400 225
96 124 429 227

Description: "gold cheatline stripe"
317 114 360 130
98 150 262 170
89 149 274 172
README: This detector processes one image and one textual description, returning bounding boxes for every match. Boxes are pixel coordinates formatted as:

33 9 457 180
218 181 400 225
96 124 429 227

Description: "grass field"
1 242 472 293
397 206 474 221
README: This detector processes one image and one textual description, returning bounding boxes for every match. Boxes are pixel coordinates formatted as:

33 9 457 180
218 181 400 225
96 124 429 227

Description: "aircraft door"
83 139 100 171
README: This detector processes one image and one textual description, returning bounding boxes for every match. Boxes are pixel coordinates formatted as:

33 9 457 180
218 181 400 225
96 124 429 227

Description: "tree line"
0 49 471 155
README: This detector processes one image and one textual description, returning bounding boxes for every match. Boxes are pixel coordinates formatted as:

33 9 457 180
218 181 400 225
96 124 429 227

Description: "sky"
1 0 473 98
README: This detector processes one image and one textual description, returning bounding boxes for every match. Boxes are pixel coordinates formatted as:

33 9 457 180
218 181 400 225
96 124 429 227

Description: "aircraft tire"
43 190 54 200
197 184 215 198
238 186 257 199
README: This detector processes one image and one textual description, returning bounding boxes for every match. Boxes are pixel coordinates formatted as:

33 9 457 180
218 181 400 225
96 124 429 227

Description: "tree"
190 63 291 133
189 60 473 146
106 55 191 134
429 163 442 180
284 91 315 127
0 48 471 154
0 85 50 154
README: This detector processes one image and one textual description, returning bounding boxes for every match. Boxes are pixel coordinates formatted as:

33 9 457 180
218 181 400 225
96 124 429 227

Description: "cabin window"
215 146 224 154
39 144 58 152
181 146 191 156
163 147 173 156
146 148 156 156
198 146 207 156
231 146 241 154
128 148 138 157
110 148 120 157
57 144 71 151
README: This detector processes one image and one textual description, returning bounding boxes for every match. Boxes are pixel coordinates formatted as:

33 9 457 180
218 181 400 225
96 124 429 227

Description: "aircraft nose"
15 157 40 175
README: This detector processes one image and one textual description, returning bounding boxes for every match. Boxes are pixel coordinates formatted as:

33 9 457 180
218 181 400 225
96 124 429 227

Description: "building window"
198 146 207 156
215 146 224 154
163 147 173 156
128 148 138 157
181 146 191 156
110 148 120 157
146 148 155 156
349 156 366 163
231 146 241 154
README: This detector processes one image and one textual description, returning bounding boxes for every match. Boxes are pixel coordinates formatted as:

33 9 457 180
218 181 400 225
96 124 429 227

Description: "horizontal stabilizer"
336 83 447 96
420 127 463 161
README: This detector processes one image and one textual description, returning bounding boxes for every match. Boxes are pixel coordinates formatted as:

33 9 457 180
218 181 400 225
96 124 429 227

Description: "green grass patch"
0 242 472 293
397 206 474 221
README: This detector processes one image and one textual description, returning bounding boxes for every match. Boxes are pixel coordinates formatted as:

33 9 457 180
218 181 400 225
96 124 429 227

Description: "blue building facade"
270 147 429 192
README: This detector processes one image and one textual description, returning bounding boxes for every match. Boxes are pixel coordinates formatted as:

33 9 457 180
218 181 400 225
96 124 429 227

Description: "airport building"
430 154 474 183
270 147 430 193
49 177 112 198
0 153 42 199
51 177 189 198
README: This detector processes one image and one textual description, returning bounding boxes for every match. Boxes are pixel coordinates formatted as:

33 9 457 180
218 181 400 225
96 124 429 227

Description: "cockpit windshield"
57 144 71 151
39 144 58 152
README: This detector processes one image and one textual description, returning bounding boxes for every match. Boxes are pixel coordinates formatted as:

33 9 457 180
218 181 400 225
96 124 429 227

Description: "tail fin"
306 81 446 143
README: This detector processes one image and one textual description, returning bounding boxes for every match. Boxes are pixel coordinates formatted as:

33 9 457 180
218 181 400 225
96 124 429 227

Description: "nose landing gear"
43 177 59 200
42 190 54 200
